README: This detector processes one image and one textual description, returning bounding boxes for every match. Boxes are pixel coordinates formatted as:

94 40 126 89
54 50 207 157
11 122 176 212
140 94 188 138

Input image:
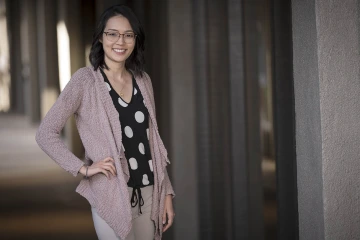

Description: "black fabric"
100 69 154 213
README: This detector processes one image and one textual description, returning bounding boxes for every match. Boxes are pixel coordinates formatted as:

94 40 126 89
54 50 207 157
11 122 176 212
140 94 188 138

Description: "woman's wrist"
79 165 88 176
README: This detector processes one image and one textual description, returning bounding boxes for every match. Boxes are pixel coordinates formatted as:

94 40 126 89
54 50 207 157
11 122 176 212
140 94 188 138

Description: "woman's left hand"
162 195 175 232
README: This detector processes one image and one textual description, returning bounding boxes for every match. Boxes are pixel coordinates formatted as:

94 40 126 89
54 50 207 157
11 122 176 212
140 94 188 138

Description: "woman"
36 5 175 240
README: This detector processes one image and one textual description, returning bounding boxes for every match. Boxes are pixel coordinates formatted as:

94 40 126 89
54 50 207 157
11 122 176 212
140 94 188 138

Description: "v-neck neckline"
101 68 135 105
91 66 170 167
112 76 135 105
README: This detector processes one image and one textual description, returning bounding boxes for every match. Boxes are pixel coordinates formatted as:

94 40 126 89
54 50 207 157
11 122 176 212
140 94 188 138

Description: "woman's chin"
106 56 128 65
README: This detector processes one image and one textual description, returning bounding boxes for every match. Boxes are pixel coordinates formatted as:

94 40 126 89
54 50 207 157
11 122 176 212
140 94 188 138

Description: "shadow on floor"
0 114 97 240
0 113 278 240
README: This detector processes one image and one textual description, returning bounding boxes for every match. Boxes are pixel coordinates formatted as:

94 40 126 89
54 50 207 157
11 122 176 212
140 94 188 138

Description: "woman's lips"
113 48 127 55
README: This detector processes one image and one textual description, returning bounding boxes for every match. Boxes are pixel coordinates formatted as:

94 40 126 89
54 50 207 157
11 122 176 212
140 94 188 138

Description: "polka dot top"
100 69 154 214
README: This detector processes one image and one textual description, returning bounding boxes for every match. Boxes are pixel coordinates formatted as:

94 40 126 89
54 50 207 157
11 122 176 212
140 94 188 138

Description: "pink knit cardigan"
35 67 175 240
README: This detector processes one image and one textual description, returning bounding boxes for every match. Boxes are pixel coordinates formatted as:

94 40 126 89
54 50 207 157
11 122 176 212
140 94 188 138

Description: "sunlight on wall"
41 88 59 118
0 0 10 112
56 21 70 91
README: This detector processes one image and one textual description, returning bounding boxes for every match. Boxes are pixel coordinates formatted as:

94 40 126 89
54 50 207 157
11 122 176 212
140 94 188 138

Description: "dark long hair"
89 5 145 77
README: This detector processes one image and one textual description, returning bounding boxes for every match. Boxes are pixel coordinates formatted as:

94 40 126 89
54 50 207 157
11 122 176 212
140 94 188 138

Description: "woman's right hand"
79 157 117 179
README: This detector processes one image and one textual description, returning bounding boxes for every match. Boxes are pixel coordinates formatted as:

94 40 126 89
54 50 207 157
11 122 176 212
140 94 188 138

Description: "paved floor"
0 114 97 240
0 113 277 240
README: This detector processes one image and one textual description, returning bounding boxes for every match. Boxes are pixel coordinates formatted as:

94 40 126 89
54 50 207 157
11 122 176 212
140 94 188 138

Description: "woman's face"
101 15 136 67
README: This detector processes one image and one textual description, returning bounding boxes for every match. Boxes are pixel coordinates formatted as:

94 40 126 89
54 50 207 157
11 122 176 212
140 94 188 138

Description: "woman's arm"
35 69 87 177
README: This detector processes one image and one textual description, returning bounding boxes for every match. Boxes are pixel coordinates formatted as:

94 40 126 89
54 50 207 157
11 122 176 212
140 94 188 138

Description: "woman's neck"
104 59 129 81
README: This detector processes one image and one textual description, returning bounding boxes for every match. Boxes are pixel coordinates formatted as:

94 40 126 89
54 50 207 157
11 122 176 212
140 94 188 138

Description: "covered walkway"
0 114 97 239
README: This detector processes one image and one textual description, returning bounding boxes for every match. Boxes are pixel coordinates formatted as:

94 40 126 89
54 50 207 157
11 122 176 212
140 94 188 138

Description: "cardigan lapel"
90 67 129 180
134 73 170 166
91 67 169 172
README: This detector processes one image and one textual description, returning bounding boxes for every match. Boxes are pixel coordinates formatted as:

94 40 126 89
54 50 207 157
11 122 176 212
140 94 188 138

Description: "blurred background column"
243 1 265 239
0 0 10 112
57 0 86 157
228 0 264 239
36 0 59 118
20 0 40 123
168 0 199 239
6 0 23 113
272 0 298 239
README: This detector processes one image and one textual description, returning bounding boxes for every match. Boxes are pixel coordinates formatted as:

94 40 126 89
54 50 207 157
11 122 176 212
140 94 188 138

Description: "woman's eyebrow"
106 29 134 32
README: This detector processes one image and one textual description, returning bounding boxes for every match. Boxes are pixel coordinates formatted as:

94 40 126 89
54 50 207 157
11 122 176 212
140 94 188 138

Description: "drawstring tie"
131 187 144 214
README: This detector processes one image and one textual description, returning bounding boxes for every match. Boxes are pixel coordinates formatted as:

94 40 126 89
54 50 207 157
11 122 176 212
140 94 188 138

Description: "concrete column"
293 0 360 239
37 0 59 118
0 0 10 112
227 0 250 239
192 0 265 239
79 0 96 67
293 0 324 238
168 0 199 240
20 0 39 123
57 0 85 158
272 0 298 239
6 0 23 113
243 1 265 239
193 0 212 239
206 0 234 238
139 0 171 152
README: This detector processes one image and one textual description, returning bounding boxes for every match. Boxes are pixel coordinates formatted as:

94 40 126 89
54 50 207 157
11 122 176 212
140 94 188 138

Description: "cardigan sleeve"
143 72 175 197
164 167 175 197
35 69 87 177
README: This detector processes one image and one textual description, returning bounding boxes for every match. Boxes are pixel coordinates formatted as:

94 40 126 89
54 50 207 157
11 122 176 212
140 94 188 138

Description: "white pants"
91 185 155 240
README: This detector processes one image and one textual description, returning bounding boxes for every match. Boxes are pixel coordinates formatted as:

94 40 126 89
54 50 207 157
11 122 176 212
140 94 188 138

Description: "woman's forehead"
105 15 133 32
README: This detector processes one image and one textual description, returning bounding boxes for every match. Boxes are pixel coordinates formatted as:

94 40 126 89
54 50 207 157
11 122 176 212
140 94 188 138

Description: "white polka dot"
142 174 150 185
105 82 111 91
148 160 153 172
118 97 128 107
134 88 138 95
139 142 145 154
135 111 145 123
124 126 133 138
146 128 149 140
129 158 138 170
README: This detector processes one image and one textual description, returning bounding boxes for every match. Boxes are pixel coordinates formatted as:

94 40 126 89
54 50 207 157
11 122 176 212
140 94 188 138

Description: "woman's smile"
113 48 127 55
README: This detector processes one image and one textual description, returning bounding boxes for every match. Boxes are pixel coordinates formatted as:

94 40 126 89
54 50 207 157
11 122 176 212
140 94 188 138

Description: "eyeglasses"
103 31 137 44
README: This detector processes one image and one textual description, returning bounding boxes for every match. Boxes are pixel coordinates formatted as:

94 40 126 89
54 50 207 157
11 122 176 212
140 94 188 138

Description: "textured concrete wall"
293 0 325 239
316 0 360 239
168 0 199 239
293 0 360 239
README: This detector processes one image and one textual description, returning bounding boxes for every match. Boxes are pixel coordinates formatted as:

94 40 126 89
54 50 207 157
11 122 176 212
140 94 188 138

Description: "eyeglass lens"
106 32 135 43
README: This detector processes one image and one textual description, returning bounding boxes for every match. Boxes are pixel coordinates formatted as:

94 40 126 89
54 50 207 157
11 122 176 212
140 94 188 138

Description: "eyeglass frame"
103 31 137 43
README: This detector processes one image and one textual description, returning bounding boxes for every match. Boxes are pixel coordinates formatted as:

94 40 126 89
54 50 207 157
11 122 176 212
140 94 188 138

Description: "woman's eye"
125 34 134 38
109 33 118 37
